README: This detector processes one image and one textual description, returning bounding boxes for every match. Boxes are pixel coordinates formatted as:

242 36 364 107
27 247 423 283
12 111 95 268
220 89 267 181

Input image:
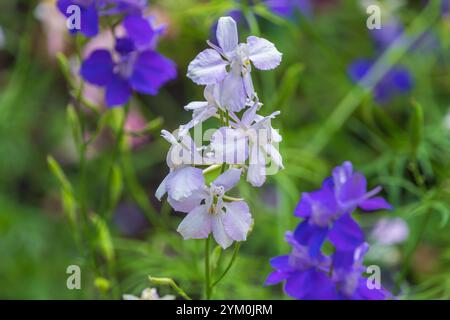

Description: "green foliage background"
0 0 449 299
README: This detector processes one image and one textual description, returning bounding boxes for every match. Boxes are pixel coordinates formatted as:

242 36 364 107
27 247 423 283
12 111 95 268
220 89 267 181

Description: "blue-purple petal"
130 50 177 95
105 75 132 107
80 49 114 86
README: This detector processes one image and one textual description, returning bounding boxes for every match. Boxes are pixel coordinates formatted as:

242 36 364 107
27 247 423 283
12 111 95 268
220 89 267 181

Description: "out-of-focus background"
0 0 449 299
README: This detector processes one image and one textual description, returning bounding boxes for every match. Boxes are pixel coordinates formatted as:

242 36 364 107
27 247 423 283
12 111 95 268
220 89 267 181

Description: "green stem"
101 103 130 218
205 236 212 299
149 276 192 300
212 242 241 288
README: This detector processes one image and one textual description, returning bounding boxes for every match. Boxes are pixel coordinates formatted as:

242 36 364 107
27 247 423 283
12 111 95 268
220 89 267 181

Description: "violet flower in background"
293 161 391 255
210 0 311 41
56 0 147 37
267 161 392 300
348 58 413 105
80 15 177 106
263 0 312 18
347 12 414 104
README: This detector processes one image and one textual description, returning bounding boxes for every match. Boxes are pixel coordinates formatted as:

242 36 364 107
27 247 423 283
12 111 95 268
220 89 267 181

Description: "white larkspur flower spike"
187 16 282 112
176 168 253 249
211 103 284 187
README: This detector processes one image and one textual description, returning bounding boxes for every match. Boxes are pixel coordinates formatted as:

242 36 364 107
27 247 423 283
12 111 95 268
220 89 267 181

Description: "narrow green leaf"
109 164 123 209
91 214 115 261
409 100 424 156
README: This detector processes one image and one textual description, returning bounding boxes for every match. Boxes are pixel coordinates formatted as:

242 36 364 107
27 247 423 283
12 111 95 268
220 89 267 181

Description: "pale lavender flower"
176 168 253 249
155 130 203 202
371 218 409 245
187 16 282 112
211 103 283 187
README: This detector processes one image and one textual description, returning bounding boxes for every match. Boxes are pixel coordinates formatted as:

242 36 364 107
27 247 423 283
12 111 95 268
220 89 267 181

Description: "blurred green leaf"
91 214 115 262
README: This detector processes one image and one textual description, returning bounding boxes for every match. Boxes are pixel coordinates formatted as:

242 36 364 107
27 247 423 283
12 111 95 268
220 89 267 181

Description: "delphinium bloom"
266 161 392 300
188 16 282 112
294 161 391 254
348 58 413 104
80 15 177 106
210 103 284 187
176 168 253 249
347 6 413 104
263 0 312 18
57 0 147 37
157 16 283 250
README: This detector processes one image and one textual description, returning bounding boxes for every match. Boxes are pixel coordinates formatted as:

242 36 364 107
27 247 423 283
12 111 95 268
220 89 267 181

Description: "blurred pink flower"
35 0 68 57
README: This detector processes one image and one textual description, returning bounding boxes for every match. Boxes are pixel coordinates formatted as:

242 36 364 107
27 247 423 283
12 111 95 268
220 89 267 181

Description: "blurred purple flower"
265 232 336 299
293 161 391 255
371 218 409 245
348 58 413 104
264 0 312 18
266 235 390 300
57 0 147 37
331 244 391 300
369 18 404 52
80 15 177 107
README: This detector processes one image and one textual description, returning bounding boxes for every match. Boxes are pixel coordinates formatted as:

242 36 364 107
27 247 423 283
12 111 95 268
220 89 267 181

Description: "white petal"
177 205 212 239
212 214 234 249
211 127 248 164
264 144 284 169
187 49 228 85
247 36 282 70
241 103 258 126
247 144 266 187
161 129 178 145
222 201 252 241
219 70 246 112
180 106 217 136
243 71 255 100
184 101 209 111
214 168 242 192
166 167 204 201
216 16 239 54
155 172 170 200
168 191 205 213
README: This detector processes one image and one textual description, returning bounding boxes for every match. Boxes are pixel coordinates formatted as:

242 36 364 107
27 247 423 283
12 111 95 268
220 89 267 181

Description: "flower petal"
247 36 282 70
216 16 239 54
211 127 249 165
222 201 252 241
177 205 212 239
213 168 242 191
105 75 132 107
130 50 177 95
247 144 266 187
265 270 289 285
212 214 234 249
80 50 114 86
359 196 392 211
329 214 365 251
187 49 228 85
219 70 247 112
123 15 155 47
166 166 205 201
